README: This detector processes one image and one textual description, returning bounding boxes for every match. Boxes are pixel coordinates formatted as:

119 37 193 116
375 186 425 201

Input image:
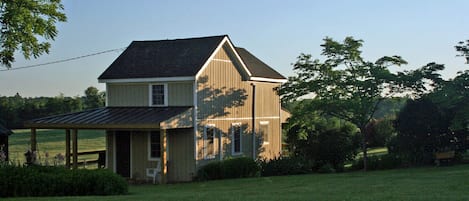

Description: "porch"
24 106 194 184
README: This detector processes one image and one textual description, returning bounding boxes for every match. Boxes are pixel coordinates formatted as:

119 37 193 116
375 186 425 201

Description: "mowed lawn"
5 164 469 201
8 129 105 165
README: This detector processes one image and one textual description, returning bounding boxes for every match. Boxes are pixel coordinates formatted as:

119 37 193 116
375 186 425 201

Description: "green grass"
5 164 469 201
9 129 105 166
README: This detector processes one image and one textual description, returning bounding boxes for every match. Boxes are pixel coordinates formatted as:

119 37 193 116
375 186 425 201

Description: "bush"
351 153 402 171
259 156 312 176
197 157 259 181
0 165 127 197
317 163 335 173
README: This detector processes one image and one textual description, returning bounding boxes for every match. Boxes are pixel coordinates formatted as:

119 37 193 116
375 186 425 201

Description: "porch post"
65 129 71 168
160 129 167 184
30 128 37 152
72 129 78 169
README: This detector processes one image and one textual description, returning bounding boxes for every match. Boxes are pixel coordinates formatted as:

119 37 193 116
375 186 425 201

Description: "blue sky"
0 0 468 97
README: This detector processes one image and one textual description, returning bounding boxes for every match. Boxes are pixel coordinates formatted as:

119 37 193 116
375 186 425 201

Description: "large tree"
0 0 66 68
280 37 443 170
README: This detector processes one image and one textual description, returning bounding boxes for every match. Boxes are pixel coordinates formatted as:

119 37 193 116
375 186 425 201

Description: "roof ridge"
132 35 228 43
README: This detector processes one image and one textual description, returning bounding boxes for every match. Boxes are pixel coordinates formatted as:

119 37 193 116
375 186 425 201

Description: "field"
8 129 105 166
4 164 469 201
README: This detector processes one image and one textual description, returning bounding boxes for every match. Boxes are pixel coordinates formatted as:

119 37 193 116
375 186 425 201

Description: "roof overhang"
250 77 287 83
24 107 193 130
98 76 195 84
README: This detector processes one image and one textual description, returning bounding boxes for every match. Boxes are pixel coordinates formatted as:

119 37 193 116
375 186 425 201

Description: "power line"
0 47 127 72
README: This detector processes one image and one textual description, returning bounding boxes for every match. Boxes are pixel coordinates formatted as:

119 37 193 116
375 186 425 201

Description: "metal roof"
24 107 193 129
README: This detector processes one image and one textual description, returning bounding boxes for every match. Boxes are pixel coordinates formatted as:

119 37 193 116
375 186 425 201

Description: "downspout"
251 83 256 159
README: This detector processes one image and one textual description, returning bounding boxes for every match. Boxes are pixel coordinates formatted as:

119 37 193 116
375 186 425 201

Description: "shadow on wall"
197 123 267 161
197 75 247 119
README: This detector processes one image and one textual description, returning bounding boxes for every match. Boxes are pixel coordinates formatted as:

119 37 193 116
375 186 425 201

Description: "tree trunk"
361 128 368 172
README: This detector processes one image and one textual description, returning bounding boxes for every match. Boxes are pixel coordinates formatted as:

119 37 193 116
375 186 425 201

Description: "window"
148 131 161 160
150 84 167 106
204 125 216 159
232 123 242 155
259 121 269 145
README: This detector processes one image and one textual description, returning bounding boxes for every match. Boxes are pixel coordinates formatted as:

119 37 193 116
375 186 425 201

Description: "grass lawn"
5 164 469 201
8 129 105 165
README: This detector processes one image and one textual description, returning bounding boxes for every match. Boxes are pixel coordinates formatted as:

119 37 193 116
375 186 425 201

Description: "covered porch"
24 106 193 184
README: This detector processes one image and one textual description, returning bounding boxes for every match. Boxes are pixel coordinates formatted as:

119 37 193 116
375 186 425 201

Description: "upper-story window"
150 84 168 106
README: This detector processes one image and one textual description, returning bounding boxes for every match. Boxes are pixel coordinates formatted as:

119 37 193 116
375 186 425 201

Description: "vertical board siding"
168 83 193 106
168 128 195 182
131 131 146 179
107 84 148 106
106 131 114 171
195 43 282 169
107 82 193 107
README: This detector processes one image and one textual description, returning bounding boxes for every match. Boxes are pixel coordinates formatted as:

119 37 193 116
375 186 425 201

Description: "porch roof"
24 107 193 129
0 124 12 136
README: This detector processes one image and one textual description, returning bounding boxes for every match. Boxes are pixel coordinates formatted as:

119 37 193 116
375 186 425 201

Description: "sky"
0 0 468 97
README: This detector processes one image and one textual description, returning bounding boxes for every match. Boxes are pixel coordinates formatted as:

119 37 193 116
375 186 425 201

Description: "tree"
280 37 443 170
390 98 454 165
286 101 360 171
83 86 105 109
0 0 67 68
456 40 469 63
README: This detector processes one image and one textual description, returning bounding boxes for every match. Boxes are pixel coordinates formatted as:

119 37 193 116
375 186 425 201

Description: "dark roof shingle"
98 35 286 81
99 35 226 80
235 47 286 80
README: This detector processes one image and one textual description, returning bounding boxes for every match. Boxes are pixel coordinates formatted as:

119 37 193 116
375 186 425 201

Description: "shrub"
351 153 402 171
317 163 335 173
0 165 127 197
197 157 259 181
259 156 312 176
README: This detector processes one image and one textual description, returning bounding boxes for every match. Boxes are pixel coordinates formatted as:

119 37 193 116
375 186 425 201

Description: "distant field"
6 164 469 201
9 129 105 166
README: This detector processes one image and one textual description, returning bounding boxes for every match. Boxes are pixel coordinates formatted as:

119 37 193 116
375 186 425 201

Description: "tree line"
0 86 105 129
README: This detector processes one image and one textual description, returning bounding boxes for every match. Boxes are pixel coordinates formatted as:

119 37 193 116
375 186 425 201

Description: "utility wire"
0 47 126 72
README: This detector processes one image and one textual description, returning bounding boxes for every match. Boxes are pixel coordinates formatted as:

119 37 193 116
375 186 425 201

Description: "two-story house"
25 35 289 183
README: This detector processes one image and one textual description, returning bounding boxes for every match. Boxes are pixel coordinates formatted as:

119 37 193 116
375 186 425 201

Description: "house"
25 35 288 183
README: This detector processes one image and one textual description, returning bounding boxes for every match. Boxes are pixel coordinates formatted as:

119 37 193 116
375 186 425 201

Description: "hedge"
0 165 128 197
197 157 259 181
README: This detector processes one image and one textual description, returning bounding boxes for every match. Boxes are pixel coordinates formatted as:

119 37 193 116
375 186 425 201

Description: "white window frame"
260 121 270 145
148 131 161 161
231 123 242 155
203 124 216 159
149 83 168 107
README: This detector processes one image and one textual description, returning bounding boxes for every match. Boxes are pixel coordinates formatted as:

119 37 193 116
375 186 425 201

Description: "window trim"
148 131 161 161
260 121 270 145
149 83 168 107
231 123 242 155
203 124 216 159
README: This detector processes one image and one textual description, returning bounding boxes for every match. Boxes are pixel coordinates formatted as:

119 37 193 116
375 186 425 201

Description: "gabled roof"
98 35 286 83
24 107 193 129
235 47 286 80
99 35 225 80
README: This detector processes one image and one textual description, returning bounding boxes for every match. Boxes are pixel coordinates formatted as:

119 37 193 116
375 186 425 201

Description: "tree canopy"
280 37 444 170
0 0 66 68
